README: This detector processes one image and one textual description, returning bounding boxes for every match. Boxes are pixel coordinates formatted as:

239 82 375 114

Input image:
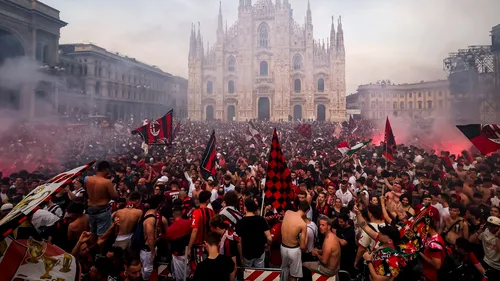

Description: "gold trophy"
0 240 7 257
27 237 46 263
59 253 72 272
40 256 60 279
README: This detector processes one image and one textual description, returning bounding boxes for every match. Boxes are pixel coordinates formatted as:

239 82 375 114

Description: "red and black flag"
383 117 396 162
296 123 312 139
264 129 294 212
456 124 500 155
131 110 173 145
200 130 217 180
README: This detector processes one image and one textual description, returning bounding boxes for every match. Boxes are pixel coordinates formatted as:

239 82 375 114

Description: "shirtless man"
280 201 309 281
86 161 118 237
303 217 341 277
112 197 143 251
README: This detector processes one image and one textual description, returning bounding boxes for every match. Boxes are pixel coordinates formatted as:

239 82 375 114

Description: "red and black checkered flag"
264 129 294 212
295 123 312 139
200 130 217 180
383 117 396 162
131 109 173 145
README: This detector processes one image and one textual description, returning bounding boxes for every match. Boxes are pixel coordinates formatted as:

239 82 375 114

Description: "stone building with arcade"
0 0 66 118
188 0 346 121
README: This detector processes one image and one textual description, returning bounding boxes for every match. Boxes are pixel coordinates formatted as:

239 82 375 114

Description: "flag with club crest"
456 124 500 155
131 109 173 145
295 123 312 139
264 129 294 212
383 117 396 162
200 130 217 180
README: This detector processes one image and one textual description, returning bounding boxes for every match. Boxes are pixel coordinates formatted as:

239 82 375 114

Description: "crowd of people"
1 118 500 281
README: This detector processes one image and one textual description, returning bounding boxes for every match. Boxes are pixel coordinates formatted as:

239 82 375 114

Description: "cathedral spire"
306 0 312 25
217 1 223 32
330 16 336 49
276 0 281 8
189 23 195 59
336 16 344 55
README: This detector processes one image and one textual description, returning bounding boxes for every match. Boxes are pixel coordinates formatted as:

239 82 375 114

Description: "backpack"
430 241 460 281
131 214 156 251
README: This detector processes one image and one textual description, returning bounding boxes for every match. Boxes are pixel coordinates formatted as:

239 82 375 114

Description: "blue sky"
43 0 500 94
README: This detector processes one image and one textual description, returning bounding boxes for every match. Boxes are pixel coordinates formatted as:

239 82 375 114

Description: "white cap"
207 176 214 181
487 216 500 227
1 203 13 211
157 176 169 183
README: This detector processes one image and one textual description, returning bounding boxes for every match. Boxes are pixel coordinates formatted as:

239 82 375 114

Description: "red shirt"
166 218 192 241
422 234 446 281
191 207 215 245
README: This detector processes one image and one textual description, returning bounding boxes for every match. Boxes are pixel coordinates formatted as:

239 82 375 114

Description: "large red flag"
131 110 173 145
456 124 500 155
383 117 396 162
200 130 217 180
264 129 294 212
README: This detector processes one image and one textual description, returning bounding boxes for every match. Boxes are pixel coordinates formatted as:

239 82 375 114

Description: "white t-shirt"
479 229 500 270
306 221 318 253
31 209 60 229
210 189 218 202
336 189 353 207
358 222 386 251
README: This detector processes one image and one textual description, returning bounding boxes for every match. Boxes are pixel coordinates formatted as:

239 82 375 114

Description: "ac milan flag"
246 121 263 143
296 123 312 139
383 117 396 162
456 124 500 155
264 129 294 212
131 109 173 145
200 130 217 180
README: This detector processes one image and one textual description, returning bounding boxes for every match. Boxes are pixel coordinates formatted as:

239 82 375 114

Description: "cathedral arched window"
228 80 235 94
207 81 213 94
393 102 397 109
318 78 325 92
418 101 422 109
400 102 404 110
227 56 236 72
258 23 269 48
260 61 268 76
294 79 301 93
409 101 413 109
293 54 302 70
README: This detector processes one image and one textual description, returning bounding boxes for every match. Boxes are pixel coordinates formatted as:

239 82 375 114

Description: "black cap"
378 225 401 244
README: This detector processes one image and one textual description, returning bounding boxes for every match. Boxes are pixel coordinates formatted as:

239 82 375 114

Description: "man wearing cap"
470 216 500 279
354 205 403 281
0 203 13 219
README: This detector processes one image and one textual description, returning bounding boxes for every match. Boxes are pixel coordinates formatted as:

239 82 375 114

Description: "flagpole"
260 187 265 216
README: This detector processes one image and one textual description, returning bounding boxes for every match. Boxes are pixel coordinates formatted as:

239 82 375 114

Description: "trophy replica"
0 240 7 257
27 237 46 263
60 253 72 272
40 255 60 279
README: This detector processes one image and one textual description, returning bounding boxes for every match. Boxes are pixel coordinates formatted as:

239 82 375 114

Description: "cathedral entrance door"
317 104 326 121
258 97 270 121
293 105 302 121
227 105 235 121
206 105 214 121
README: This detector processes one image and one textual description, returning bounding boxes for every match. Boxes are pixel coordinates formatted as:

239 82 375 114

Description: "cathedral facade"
188 0 346 121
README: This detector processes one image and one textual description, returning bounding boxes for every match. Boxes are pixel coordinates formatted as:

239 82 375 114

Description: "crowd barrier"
157 265 339 281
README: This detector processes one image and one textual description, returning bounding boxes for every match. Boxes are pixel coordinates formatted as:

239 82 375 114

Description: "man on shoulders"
86 161 118 237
